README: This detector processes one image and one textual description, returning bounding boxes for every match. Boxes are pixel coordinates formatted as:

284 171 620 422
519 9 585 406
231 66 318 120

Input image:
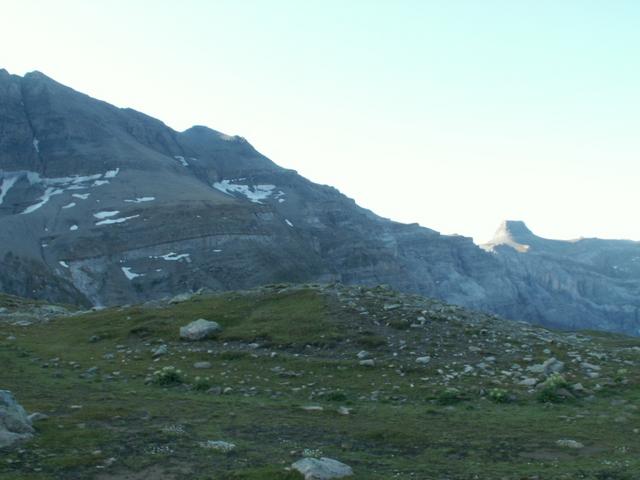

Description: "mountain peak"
497 220 534 238
482 220 536 253
23 70 53 81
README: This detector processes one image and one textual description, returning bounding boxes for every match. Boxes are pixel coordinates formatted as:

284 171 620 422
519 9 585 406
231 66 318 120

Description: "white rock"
179 319 222 341
199 440 235 452
415 356 431 364
292 457 353 480
556 439 584 449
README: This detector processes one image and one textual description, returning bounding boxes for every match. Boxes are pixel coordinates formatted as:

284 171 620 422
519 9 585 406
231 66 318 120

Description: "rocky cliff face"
1 70 638 335
481 220 640 334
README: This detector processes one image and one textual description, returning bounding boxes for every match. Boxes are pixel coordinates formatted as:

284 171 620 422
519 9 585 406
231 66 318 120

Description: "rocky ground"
1 284 639 479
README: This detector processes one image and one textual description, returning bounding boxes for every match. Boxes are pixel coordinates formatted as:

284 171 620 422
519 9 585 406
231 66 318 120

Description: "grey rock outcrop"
0 390 34 448
291 457 353 480
179 319 222 341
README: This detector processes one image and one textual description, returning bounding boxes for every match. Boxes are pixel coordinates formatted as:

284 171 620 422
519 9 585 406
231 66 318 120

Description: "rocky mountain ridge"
1 69 639 335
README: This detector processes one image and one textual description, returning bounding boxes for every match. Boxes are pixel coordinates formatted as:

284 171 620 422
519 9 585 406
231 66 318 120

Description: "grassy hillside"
1 284 639 479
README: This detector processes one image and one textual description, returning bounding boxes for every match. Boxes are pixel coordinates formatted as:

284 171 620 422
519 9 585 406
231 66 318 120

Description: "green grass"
0 286 639 479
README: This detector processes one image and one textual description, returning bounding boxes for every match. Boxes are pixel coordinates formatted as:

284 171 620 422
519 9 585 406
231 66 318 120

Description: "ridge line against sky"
1 0 639 243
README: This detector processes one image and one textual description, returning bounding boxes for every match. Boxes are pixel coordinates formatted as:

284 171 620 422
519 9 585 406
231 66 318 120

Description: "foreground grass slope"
1 284 639 479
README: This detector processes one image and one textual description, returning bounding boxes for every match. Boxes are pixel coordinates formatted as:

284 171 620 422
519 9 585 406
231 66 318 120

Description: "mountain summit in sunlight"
1 70 640 335
481 220 536 253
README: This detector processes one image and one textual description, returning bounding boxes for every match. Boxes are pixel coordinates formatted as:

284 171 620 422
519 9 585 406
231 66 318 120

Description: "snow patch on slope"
161 252 190 261
22 187 64 214
0 175 19 205
174 156 189 167
95 214 140 226
213 180 276 204
124 197 155 203
9 168 121 214
121 267 144 280
93 211 120 220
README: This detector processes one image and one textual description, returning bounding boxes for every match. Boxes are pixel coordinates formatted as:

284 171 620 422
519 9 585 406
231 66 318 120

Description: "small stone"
556 439 584 449
28 412 48 422
193 361 212 369
518 378 538 387
152 345 168 357
383 304 401 311
199 440 235 452
415 356 431 364
580 362 601 371
356 351 369 359
359 359 375 367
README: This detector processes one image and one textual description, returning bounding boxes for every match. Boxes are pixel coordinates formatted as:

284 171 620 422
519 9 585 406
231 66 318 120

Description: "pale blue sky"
2 1 639 243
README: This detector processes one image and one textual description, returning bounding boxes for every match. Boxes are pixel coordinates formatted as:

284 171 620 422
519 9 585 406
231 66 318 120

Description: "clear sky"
2 0 639 243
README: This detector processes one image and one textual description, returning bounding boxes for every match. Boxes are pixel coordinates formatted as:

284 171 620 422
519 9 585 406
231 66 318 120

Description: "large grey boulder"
179 319 222 341
0 390 34 448
291 457 353 480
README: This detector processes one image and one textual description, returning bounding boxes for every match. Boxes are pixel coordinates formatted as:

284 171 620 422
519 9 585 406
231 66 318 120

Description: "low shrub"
437 387 464 405
488 388 510 403
193 376 212 391
536 373 569 403
152 366 185 386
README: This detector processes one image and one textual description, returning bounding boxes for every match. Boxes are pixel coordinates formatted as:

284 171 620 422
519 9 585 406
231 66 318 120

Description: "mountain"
0 69 639 335
481 220 640 333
